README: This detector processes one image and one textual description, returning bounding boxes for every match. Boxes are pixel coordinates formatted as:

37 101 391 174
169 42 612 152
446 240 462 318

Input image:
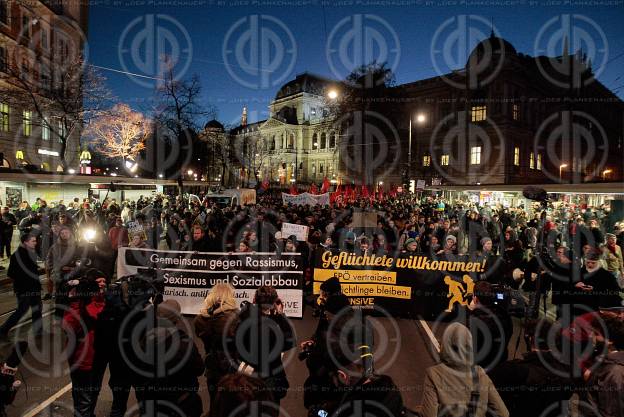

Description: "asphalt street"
0 294 460 417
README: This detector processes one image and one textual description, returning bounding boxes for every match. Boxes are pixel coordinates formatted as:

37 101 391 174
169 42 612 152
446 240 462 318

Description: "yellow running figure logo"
444 275 474 312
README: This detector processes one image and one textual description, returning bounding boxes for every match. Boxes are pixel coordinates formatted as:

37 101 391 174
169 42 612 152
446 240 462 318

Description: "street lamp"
559 164 568 181
187 169 194 176
327 89 338 100
408 112 426 185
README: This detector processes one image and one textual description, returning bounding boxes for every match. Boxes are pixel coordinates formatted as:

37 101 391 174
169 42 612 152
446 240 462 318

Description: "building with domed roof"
222 72 343 187
217 34 622 188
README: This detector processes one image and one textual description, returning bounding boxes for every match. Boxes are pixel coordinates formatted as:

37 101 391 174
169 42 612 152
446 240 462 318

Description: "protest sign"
352 211 378 228
281 223 309 242
282 192 330 206
313 250 486 315
118 248 304 317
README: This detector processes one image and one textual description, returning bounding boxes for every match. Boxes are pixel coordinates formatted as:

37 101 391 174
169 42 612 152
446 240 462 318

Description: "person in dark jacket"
139 299 204 417
467 281 514 371
0 233 42 338
0 207 17 260
569 251 622 315
193 283 240 411
586 314 624 417
489 319 576 417
235 286 295 408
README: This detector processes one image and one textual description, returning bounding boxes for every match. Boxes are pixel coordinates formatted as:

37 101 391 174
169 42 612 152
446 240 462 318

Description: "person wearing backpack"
421 322 509 417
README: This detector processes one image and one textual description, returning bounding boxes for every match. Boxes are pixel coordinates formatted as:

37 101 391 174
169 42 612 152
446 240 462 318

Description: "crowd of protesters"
0 189 622 417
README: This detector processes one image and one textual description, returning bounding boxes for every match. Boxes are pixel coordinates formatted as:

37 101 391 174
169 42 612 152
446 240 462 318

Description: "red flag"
320 177 330 194
361 185 369 198
378 187 384 202
310 183 319 194
289 184 298 195
261 178 270 191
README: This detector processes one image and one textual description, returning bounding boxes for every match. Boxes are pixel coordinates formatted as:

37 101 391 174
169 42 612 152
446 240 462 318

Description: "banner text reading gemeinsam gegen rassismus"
117 248 304 317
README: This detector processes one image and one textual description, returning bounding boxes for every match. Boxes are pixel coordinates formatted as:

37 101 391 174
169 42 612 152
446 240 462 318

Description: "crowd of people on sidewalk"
0 189 622 417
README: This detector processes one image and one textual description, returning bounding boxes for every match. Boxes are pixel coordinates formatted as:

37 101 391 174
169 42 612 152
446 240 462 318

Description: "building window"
423 155 431 167
319 163 324 174
42 116 49 140
320 132 327 149
58 119 65 142
41 28 48 50
40 63 50 89
287 133 294 149
270 135 275 150
21 15 30 39
529 152 535 169
537 153 542 171
513 147 520 166
312 164 316 177
0 103 8 132
22 110 32 136
471 106 487 122
441 154 450 166
0 0 8 25
470 146 481 165
0 45 6 73
512 104 519 121
329 132 336 148
312 133 317 149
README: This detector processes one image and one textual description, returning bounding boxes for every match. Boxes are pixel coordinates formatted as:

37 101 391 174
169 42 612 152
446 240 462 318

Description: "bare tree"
0 56 112 169
199 126 230 186
86 104 150 162
154 61 214 139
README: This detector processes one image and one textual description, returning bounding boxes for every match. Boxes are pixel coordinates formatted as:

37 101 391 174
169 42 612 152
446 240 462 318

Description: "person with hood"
235 286 295 408
421 322 509 417
193 283 240 410
62 269 108 417
139 299 204 417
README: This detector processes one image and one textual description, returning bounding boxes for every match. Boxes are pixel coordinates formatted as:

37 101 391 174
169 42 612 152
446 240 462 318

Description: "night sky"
87 2 624 126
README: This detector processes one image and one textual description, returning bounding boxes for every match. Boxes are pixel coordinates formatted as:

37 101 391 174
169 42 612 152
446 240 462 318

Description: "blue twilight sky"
87 2 624 126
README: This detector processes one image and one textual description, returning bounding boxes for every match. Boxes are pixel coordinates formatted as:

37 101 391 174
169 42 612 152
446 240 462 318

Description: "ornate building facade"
204 35 623 188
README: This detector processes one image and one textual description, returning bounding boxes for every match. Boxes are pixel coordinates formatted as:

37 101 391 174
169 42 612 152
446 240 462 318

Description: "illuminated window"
58 119 65 142
42 116 49 140
470 146 481 165
423 155 431 167
512 104 519 121
529 152 535 169
537 153 542 171
0 103 8 132
441 154 450 166
15 150 24 161
22 110 32 136
471 106 487 122
514 147 520 166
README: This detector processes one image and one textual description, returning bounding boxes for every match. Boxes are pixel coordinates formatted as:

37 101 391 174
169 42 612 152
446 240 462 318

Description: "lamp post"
408 112 426 187
559 164 568 182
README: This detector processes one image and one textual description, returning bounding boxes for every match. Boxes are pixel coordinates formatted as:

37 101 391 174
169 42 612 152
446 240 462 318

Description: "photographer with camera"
62 269 108 417
467 281 514 371
309 320 404 417
235 285 295 410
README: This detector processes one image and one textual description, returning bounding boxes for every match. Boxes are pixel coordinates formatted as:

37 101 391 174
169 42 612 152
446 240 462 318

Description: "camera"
489 284 526 318
308 405 329 417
